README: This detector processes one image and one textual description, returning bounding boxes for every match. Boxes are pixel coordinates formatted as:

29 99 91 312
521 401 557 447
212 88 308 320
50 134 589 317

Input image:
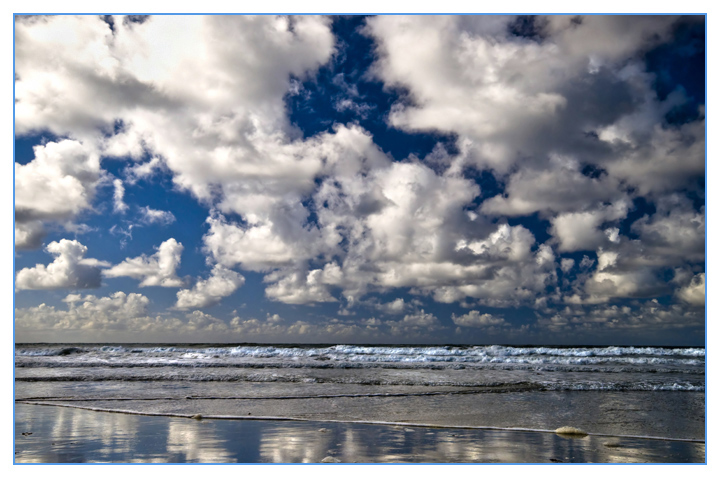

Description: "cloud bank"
14 15 704 344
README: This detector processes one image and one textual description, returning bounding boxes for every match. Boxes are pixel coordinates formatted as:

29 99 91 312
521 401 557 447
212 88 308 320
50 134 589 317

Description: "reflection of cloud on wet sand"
15 404 705 463
50 406 138 457
259 425 335 463
166 420 233 463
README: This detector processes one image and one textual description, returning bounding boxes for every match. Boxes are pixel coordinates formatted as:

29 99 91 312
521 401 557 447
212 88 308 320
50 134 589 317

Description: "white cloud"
14 15 336 260
560 258 575 273
381 310 443 337
15 220 46 250
676 273 705 307
333 98 374 118
15 140 102 249
376 298 406 314
631 195 705 265
12 15 705 323
15 292 229 341
203 211 321 272
397 310 441 328
481 155 625 217
264 267 337 304
452 310 507 327
15 239 108 290
550 201 629 252
566 246 669 305
599 107 705 196
139 206 176 226
363 15 703 313
365 15 683 174
175 265 245 309
537 299 703 334
124 157 163 184
17 292 150 331
104 238 184 287
113 179 129 214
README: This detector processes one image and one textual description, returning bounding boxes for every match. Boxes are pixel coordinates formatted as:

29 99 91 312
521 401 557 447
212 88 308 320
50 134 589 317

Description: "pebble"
554 426 588 437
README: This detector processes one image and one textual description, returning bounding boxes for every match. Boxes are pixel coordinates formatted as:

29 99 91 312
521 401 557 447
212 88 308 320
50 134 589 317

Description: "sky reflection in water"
14 404 704 464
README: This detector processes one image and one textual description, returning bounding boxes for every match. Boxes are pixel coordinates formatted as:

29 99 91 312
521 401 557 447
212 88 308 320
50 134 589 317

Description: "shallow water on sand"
14 404 705 463
15 381 706 442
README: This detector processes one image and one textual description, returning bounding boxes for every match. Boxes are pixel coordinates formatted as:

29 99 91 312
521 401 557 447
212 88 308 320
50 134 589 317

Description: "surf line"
16 400 705 444
15 388 535 402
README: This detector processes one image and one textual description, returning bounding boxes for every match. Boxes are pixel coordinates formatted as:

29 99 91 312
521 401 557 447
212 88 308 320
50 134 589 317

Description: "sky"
12 14 706 345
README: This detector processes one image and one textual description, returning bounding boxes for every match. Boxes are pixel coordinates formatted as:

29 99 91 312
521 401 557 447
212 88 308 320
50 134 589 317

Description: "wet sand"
15 380 706 442
14 403 705 463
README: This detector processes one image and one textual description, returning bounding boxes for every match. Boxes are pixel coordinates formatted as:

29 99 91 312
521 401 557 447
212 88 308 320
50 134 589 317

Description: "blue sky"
13 15 705 345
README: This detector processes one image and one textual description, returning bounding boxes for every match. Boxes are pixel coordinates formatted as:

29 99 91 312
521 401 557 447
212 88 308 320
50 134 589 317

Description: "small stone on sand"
554 426 588 437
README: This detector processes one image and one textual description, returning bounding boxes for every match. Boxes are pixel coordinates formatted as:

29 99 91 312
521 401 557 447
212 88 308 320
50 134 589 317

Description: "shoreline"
15 400 705 444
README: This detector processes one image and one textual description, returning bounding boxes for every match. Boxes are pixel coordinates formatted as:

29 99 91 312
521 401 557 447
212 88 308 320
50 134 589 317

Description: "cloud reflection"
15 404 705 463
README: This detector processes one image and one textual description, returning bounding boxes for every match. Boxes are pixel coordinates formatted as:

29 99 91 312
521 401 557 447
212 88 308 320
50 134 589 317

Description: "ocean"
14 343 706 463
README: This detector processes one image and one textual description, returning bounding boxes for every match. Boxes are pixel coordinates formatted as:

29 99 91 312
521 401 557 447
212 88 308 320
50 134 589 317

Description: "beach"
14 404 705 463
14 343 706 463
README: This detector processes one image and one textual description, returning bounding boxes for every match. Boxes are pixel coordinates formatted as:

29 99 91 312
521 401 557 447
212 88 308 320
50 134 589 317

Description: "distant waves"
15 343 705 392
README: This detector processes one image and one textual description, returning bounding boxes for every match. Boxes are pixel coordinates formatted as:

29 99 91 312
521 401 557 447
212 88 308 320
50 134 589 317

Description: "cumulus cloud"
537 299 703 334
139 206 176 226
550 201 629 252
631 195 705 265
13 15 704 342
598 105 705 196
16 292 150 331
15 294 385 342
481 155 626 217
381 310 444 338
375 298 407 314
264 267 338 304
15 220 46 250
307 159 558 306
565 244 671 305
15 292 229 341
452 310 507 327
203 211 320 273
365 15 690 175
400 310 440 327
15 140 102 249
560 193 705 306
15 14 335 248
676 273 705 307
15 239 108 290
175 265 245 309
104 238 184 287
14 15 566 311
363 15 704 315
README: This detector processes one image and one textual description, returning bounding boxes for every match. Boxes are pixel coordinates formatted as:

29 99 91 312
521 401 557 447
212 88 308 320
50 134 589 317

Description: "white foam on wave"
16 344 704 361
